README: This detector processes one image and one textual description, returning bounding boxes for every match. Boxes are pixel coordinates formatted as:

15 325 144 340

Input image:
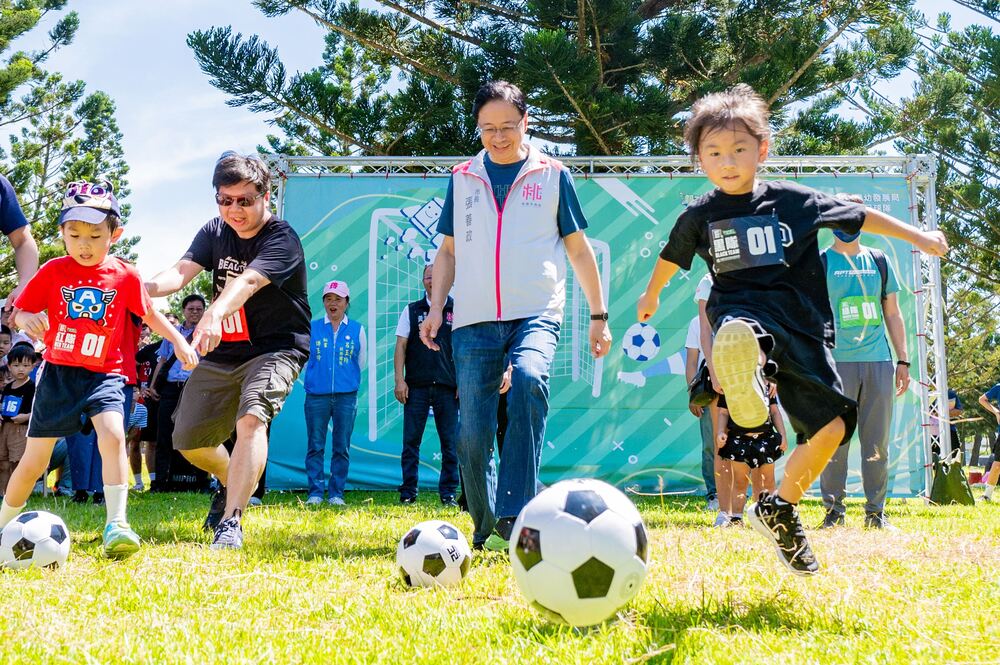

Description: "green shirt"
823 247 900 363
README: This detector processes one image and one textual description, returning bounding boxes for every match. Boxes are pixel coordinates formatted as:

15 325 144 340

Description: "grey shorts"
171 351 303 451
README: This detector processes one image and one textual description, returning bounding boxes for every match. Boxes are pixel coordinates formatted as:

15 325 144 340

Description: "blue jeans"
304 392 358 499
700 406 716 497
400 384 460 500
453 317 560 544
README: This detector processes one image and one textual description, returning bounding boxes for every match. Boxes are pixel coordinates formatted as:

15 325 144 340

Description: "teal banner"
266 172 924 497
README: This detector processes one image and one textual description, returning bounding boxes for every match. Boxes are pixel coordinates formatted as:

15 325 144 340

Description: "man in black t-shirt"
146 152 311 550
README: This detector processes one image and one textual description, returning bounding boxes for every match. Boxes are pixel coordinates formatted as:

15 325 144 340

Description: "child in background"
2 181 197 558
125 386 148 491
0 343 35 495
0 324 13 384
715 383 786 526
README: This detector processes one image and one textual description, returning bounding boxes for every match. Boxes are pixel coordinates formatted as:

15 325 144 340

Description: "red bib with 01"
49 321 113 368
220 308 250 342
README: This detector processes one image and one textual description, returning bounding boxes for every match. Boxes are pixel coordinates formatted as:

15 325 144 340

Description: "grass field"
0 491 997 664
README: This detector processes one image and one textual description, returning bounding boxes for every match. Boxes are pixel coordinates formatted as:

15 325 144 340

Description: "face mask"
833 229 861 243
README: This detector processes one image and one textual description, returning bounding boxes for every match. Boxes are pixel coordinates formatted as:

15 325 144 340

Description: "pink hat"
323 280 350 298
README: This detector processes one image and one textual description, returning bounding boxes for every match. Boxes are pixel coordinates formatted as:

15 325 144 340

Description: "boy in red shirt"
1 181 197 558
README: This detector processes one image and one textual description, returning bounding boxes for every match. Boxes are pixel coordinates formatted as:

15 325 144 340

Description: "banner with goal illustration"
263 156 943 498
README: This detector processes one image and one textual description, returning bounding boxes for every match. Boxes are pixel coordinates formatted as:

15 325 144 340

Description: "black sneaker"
818 509 845 529
92 492 105 506
864 511 898 531
210 511 243 550
71 490 89 504
747 493 820 576
202 486 227 532
440 496 458 508
399 495 417 505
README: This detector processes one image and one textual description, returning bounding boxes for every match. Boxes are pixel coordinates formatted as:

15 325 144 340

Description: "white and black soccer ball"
396 520 472 588
621 323 660 362
0 511 71 570
509 479 649 626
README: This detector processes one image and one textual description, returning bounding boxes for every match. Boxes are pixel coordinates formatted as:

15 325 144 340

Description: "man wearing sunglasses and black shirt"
145 152 311 550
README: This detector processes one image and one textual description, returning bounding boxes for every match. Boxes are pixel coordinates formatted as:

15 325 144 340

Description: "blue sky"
9 1 981 278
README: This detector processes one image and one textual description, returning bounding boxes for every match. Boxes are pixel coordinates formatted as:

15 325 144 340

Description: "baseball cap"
323 280 350 298
58 180 121 225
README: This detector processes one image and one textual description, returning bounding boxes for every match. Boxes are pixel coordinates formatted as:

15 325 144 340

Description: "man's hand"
191 310 223 355
589 320 612 358
394 379 408 404
636 291 659 322
894 363 910 397
688 403 703 418
916 230 948 257
419 309 443 351
20 311 48 339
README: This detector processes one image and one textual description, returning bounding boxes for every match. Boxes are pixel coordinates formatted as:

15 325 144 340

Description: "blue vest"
303 317 364 394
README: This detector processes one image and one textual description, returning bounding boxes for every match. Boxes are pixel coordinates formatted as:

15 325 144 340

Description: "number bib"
221 308 250 342
1 395 22 417
49 322 112 368
708 215 786 274
838 295 882 328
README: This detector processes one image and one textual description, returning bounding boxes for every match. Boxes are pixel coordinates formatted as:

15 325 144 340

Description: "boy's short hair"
0 324 10 337
684 84 771 159
213 152 271 195
7 343 35 365
472 81 527 121
182 294 207 309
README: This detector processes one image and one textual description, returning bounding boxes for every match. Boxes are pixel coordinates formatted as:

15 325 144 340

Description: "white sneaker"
713 319 769 428
706 496 720 512
133 482 144 493
305 496 323 505
713 511 731 528
328 496 346 506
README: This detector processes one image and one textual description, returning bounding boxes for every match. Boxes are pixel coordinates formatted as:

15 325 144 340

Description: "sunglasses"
215 192 264 207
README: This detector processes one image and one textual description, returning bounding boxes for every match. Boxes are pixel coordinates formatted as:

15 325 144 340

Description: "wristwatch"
896 360 911 367
590 312 609 321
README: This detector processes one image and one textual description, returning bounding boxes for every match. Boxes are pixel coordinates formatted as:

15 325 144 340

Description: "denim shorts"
28 362 126 438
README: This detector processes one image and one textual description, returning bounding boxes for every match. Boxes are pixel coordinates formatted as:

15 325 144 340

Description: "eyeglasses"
478 122 523 138
215 192 264 207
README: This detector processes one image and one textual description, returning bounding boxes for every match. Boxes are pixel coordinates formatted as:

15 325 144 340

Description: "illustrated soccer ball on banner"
621 323 660 362
509 479 649 626
396 520 472 588
0 511 71 569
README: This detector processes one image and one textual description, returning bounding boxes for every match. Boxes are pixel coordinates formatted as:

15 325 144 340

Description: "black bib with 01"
708 214 787 274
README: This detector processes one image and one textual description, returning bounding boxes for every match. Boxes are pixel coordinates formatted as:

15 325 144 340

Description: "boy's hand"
916 230 948 257
21 312 49 339
589 320 612 358
636 291 659 322
174 341 199 371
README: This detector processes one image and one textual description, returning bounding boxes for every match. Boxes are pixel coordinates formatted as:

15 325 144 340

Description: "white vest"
449 145 567 329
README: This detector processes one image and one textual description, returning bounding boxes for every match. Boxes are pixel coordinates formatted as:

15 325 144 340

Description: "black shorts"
28 362 126 438
719 429 783 468
140 398 159 442
716 309 857 446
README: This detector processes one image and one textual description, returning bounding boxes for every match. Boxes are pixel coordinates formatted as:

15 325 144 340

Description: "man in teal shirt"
819 215 910 529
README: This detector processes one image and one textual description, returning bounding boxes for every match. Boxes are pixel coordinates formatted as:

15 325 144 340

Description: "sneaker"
248 497 262 507
211 512 243 550
399 495 417 505
132 482 145 493
713 511 731 528
71 490 89 504
818 510 845 529
747 493 819 576
328 496 346 506
706 495 720 512
92 492 105 506
305 495 323 506
713 319 769 428
202 487 227 532
864 511 898 531
53 487 73 498
440 496 458 508
102 521 141 559
727 515 744 528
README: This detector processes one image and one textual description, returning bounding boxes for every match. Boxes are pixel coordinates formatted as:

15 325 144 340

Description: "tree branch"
455 0 540 27
768 13 856 105
543 60 612 154
372 0 483 47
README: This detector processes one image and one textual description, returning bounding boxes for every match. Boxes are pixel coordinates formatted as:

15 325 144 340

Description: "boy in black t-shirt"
0 343 35 494
638 85 948 575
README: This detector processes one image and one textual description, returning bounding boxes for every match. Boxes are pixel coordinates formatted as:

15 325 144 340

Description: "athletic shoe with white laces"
203 486 227 532
713 319 769 428
305 495 323 506
211 511 244 550
712 511 731 528
747 493 819 576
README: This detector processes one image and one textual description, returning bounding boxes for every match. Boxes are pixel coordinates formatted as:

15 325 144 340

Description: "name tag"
1 396 22 417
709 215 786 274
838 296 882 328
49 322 112 368
220 308 250 342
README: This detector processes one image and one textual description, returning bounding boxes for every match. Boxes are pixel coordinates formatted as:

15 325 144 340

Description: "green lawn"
0 491 997 664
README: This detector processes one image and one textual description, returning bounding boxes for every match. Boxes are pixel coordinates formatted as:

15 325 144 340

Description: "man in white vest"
420 80 611 551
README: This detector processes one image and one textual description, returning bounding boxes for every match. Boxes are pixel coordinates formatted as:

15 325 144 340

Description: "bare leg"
778 417 845 503
143 441 155 475
223 414 268 518
3 437 58 508
180 445 231 484
731 461 751 515
127 433 142 477
752 464 775 495
988 461 1000 486
91 412 130 487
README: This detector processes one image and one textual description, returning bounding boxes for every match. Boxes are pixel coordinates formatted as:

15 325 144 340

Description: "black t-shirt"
135 340 162 389
659 181 866 345
183 216 312 364
1 379 34 419
718 393 779 436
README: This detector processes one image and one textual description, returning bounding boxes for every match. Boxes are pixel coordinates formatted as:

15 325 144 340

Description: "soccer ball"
509 479 649 626
621 322 660 362
396 520 472 588
0 511 71 570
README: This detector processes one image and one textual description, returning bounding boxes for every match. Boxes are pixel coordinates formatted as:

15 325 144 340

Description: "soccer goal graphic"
366 198 611 441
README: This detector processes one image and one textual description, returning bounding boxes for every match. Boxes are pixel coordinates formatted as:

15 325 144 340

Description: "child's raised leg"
779 417 845 503
91 411 140 558
0 437 58 527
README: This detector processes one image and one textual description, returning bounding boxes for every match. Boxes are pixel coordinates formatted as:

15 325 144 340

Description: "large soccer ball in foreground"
0 511 70 569
510 479 649 626
396 520 472 588
622 322 660 362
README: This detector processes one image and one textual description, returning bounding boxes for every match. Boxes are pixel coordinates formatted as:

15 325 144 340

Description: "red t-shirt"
15 256 151 375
